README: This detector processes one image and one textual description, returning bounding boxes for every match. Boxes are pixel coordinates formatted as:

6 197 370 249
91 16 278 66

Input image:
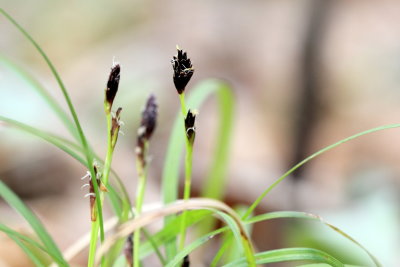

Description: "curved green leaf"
0 181 68 266
246 211 381 267
222 248 344 267
0 55 78 140
244 123 400 220
0 7 104 243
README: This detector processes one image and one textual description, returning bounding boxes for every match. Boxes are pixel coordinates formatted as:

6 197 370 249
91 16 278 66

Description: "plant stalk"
133 142 149 267
88 111 114 267
178 92 194 251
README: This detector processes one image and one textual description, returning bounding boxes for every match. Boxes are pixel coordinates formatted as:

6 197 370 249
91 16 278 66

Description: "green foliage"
0 7 388 267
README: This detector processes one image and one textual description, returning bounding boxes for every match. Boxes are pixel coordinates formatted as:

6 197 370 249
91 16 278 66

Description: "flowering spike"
105 64 121 111
181 255 190 267
172 47 194 94
185 109 196 144
124 234 133 267
111 107 123 148
89 179 97 221
136 95 158 165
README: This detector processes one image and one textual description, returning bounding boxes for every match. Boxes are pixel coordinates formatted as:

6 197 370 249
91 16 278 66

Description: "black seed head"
139 95 158 141
124 234 133 267
105 64 121 110
136 95 158 164
185 110 196 143
172 47 194 94
181 255 190 267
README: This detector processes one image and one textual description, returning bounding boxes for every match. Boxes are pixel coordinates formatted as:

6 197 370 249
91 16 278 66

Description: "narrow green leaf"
140 210 211 258
201 81 234 200
246 211 381 267
0 181 67 266
0 116 129 223
0 116 86 164
7 233 46 267
165 209 255 267
222 248 344 267
0 55 79 140
244 123 400 220
165 227 226 267
0 7 105 243
0 224 54 266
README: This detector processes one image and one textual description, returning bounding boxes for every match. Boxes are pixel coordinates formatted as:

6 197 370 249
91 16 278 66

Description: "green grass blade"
0 55 79 140
0 181 68 266
162 79 235 259
243 123 400 220
298 264 361 267
0 116 86 164
222 248 344 267
6 233 46 266
246 211 381 267
165 209 255 267
165 227 226 267
0 8 104 242
200 81 234 199
1 116 128 224
140 210 211 258
0 224 56 265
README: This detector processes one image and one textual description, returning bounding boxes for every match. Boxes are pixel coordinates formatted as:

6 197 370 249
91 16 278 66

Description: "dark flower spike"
172 46 194 94
124 234 133 267
105 64 121 112
181 255 190 267
185 109 196 144
84 165 107 222
111 107 123 148
136 94 158 165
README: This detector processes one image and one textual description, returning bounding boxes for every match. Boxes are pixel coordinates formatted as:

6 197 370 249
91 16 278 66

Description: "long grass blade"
0 55 78 140
6 233 46 266
0 8 104 242
0 116 130 223
0 224 56 265
95 198 253 265
0 181 68 266
246 211 381 267
244 123 400 220
222 248 344 267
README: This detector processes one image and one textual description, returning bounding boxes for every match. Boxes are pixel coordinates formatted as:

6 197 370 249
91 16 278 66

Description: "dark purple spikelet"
105 64 121 110
136 95 158 165
184 109 196 143
172 47 194 94
111 107 123 148
124 234 133 267
181 255 190 267
140 95 157 141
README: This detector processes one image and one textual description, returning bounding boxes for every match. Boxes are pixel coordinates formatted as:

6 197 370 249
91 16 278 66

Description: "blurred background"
1 0 400 266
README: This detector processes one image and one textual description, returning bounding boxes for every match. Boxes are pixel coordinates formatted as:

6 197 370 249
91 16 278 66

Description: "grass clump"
0 8 388 267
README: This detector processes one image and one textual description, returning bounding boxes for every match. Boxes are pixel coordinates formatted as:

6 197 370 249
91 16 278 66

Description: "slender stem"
88 111 114 267
179 93 187 116
87 221 99 267
179 142 193 250
178 92 194 251
133 142 149 267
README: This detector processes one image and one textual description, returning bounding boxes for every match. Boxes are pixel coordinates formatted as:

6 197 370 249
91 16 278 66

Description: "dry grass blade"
95 198 252 265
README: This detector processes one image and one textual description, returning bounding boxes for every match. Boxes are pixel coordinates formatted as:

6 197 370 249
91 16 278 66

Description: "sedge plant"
0 8 390 267
170 47 197 253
